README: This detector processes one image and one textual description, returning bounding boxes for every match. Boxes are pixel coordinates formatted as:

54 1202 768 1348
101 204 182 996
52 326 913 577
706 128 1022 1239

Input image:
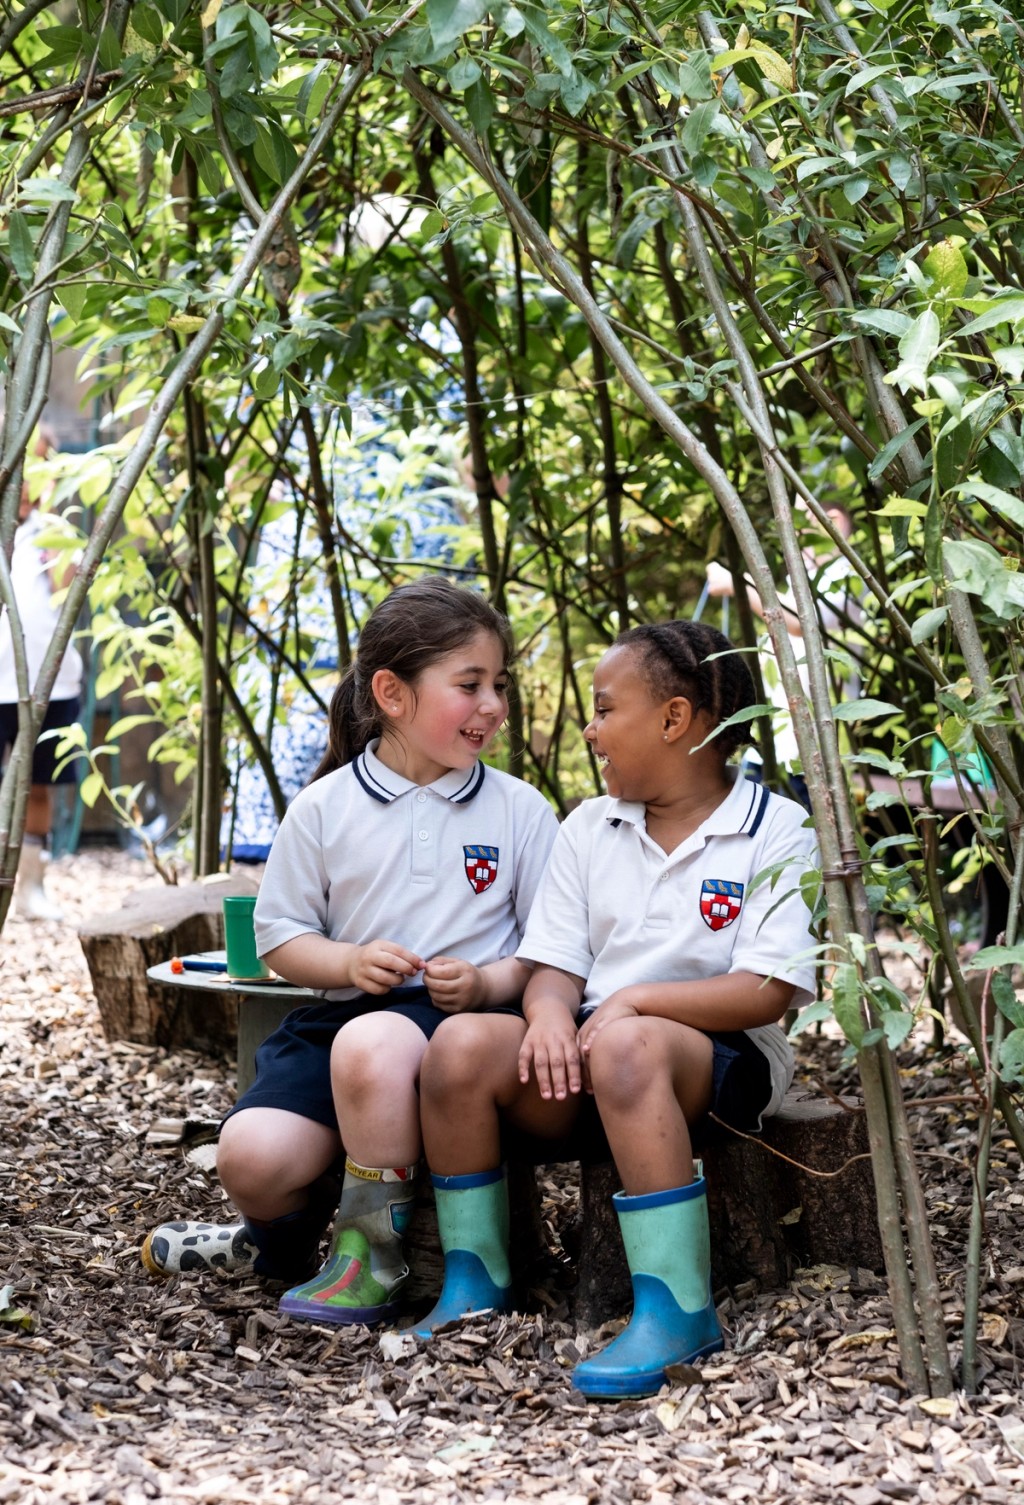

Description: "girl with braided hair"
411 619 819 1398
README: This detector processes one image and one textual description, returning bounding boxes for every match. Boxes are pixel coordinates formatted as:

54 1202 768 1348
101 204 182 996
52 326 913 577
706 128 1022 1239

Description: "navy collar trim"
604 777 770 837
352 747 486 806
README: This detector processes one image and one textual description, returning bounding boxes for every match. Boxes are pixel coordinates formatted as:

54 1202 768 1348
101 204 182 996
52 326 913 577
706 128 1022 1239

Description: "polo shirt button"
659 873 669 882
418 831 429 841
417 793 427 803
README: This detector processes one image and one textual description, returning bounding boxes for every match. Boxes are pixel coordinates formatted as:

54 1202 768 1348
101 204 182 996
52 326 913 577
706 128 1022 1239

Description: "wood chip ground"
2 851 1023 1503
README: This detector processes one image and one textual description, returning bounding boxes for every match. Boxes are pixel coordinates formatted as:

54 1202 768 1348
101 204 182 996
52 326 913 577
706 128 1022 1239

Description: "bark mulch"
2 850 1023 1504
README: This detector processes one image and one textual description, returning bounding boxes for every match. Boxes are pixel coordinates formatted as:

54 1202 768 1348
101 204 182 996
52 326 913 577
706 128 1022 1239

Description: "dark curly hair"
614 619 755 760
311 577 513 780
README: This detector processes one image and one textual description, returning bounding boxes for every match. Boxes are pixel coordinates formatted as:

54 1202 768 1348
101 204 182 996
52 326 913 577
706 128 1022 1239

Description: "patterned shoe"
141 1220 256 1277
279 1227 404 1326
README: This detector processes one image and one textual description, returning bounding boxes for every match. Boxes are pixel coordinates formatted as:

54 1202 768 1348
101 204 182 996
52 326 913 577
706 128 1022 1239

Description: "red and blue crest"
700 878 744 931
464 845 499 894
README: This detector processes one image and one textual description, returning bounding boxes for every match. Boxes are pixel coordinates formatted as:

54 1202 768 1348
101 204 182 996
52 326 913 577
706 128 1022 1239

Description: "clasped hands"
350 938 484 1012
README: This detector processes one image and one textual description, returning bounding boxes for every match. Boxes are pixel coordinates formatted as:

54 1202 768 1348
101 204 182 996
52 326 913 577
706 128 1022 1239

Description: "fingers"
379 942 425 976
519 1032 582 1100
353 940 424 994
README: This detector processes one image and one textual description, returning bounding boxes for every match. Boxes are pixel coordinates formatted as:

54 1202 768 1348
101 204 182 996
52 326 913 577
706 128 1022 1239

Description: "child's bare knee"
586 1021 654 1103
420 1016 492 1101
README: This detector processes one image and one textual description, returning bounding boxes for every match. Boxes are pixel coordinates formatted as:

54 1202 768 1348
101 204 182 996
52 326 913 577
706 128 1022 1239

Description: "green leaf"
911 606 948 644
559 70 595 117
465 76 494 134
427 0 488 48
691 154 718 189
944 539 1024 619
843 174 870 205
79 771 105 808
935 418 971 492
7 210 35 285
958 296 1024 339
17 178 78 206
131 3 165 46
849 308 912 338
677 55 713 101
992 973 1024 1030
923 238 969 298
831 962 864 1047
886 309 941 394
968 944 1024 973
845 63 899 97
999 1028 1024 1087
682 100 719 156
957 480 1024 531
519 3 573 76
833 699 902 722
651 60 681 98
887 153 913 192
882 1009 914 1049
448 56 482 89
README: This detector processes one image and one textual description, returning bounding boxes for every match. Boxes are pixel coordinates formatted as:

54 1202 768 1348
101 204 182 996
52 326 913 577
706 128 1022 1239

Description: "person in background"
705 505 857 803
0 425 83 922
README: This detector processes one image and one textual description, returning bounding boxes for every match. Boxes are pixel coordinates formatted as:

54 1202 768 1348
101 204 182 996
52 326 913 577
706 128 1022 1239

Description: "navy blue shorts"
227 986 523 1131
0 696 80 785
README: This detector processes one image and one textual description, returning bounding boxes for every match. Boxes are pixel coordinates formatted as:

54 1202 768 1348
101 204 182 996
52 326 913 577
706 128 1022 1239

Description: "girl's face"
584 644 672 802
385 628 510 784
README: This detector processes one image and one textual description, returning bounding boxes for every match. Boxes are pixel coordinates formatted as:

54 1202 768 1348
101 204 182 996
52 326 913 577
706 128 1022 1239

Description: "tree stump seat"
78 875 261 1052
406 1087 882 1330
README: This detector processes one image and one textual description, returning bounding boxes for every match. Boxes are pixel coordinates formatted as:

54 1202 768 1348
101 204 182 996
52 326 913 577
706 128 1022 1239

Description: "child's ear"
662 696 693 742
371 668 408 719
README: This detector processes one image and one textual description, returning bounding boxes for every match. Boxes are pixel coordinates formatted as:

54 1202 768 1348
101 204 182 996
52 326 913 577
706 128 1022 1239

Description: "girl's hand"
518 1000 583 1101
577 991 641 1057
350 939 424 995
423 956 485 1013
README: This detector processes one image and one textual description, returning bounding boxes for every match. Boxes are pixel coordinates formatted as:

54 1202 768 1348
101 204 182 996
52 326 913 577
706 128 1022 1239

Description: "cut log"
78 875 260 1051
573 1088 881 1327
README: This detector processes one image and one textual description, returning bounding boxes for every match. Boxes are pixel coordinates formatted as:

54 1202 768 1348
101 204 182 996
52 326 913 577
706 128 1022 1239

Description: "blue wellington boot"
406 1167 513 1339
572 1175 724 1400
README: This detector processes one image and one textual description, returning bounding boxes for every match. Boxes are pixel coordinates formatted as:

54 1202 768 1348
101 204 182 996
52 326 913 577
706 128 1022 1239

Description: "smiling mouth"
462 729 487 747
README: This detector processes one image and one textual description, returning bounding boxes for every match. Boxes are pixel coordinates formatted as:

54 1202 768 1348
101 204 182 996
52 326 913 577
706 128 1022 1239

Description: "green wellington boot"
572 1174 724 1399
278 1159 417 1326
407 1167 513 1338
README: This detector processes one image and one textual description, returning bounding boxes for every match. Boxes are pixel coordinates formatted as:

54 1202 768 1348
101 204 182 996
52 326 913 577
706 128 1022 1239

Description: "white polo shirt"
516 775 819 1117
254 740 559 1001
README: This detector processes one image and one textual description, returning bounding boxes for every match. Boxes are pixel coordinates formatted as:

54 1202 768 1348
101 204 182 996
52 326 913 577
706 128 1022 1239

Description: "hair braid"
615 619 754 760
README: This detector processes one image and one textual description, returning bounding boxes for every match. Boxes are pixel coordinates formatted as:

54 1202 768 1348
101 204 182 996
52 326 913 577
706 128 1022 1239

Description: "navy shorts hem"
225 989 524 1131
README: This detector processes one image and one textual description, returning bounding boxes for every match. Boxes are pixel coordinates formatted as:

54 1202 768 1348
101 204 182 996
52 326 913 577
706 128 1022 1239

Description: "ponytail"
308 577 513 783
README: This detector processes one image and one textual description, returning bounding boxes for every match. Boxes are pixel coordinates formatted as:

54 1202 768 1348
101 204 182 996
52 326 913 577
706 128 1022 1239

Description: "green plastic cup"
223 895 270 981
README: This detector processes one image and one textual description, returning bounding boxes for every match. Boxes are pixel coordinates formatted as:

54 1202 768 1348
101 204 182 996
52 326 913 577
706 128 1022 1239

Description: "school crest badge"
464 845 499 894
700 878 744 931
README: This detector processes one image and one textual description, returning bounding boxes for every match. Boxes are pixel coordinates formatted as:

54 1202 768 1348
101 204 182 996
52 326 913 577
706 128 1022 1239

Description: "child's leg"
214 1107 341 1281
217 1106 340 1221
331 1012 429 1165
585 1017 713 1192
278 1014 429 1326
408 1013 581 1337
572 1016 722 1398
420 1013 581 1172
